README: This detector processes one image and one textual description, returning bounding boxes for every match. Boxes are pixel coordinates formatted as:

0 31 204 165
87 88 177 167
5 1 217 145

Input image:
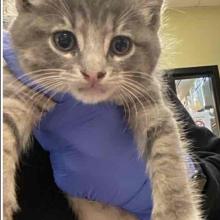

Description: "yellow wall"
160 7 220 71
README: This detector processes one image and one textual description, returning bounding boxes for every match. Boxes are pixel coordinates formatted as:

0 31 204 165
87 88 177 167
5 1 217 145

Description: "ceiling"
166 0 220 7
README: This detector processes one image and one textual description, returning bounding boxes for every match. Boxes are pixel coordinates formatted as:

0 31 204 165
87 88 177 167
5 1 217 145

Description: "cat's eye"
110 36 132 56
53 31 77 52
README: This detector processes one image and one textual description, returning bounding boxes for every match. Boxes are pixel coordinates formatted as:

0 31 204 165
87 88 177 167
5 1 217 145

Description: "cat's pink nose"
80 71 106 82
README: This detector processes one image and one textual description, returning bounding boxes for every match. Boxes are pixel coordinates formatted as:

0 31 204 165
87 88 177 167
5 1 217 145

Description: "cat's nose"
80 71 106 82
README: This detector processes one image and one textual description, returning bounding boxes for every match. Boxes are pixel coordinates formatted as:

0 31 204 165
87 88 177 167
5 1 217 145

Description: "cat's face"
11 0 163 104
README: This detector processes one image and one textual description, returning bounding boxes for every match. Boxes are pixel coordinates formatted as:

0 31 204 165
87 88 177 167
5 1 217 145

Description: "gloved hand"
34 94 152 220
34 93 196 220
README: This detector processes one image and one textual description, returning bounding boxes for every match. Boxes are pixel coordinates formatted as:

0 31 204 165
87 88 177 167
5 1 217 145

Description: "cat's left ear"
141 0 164 31
16 0 44 13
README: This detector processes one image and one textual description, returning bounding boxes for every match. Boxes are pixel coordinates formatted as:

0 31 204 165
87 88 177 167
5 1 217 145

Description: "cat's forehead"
51 0 137 15
40 0 146 29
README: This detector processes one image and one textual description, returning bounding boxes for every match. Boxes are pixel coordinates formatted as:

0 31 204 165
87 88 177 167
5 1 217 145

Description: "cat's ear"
15 0 43 12
141 0 164 31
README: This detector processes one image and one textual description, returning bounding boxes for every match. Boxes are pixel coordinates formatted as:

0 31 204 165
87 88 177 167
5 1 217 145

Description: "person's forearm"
197 155 220 220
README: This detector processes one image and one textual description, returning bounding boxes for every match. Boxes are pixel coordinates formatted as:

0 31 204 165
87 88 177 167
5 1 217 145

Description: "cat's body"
4 0 203 220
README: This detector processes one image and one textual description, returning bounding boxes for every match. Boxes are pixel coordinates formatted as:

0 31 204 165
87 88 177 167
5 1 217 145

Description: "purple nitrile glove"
33 94 152 220
33 94 197 220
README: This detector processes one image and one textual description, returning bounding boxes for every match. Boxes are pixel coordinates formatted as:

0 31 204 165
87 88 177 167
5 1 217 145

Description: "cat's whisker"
11 82 60 111
29 81 63 102
118 92 131 122
34 80 63 91
12 78 60 99
105 79 122 86
6 69 65 86
59 73 82 79
122 80 148 99
120 81 146 122
38 83 63 120
29 68 64 72
8 73 74 102
31 76 63 84
119 88 132 122
121 83 146 115
122 81 159 121
33 83 62 103
6 73 53 87
7 70 66 88
122 71 154 80
25 82 61 122
122 74 152 80
122 78 157 105
121 70 152 76
124 79 160 120
123 78 148 92
120 85 139 124
8 76 63 97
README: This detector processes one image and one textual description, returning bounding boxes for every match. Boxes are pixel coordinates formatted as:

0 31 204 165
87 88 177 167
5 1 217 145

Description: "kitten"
3 0 203 220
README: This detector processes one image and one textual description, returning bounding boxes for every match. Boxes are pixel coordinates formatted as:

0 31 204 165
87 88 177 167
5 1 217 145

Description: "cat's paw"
151 213 203 220
4 190 19 220
4 200 19 220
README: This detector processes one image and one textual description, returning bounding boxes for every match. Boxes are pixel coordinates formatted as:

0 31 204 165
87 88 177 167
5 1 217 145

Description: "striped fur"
3 67 54 219
4 0 203 220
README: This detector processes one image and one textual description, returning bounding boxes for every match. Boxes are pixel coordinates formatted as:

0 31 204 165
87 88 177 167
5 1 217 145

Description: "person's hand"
34 94 152 220
33 93 196 220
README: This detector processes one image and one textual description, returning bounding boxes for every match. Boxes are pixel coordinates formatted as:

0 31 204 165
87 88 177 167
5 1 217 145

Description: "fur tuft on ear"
140 0 164 31
15 0 43 12
145 0 164 7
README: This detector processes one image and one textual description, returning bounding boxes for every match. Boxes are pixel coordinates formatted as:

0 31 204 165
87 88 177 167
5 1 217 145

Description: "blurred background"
161 0 220 136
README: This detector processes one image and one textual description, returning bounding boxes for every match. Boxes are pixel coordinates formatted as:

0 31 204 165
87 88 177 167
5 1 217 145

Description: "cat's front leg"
3 122 20 220
133 103 202 220
3 93 42 220
144 116 202 220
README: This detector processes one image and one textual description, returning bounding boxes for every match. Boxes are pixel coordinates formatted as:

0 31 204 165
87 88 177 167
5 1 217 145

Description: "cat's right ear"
16 0 43 12
141 0 164 31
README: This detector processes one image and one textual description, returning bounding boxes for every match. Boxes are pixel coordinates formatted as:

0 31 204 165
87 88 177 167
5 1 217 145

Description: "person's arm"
15 89 220 220
168 89 220 220
186 126 220 220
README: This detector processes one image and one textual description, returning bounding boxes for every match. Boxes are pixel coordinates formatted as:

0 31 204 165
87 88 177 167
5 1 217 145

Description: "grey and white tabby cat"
4 0 203 220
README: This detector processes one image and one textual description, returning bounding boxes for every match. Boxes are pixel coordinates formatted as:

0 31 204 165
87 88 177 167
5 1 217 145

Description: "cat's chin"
70 90 115 104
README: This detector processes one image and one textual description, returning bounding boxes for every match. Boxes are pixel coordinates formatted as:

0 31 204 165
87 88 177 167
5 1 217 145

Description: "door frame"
166 65 220 134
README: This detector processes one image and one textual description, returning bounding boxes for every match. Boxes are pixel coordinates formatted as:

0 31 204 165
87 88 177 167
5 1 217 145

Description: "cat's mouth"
78 84 108 95
72 82 116 104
